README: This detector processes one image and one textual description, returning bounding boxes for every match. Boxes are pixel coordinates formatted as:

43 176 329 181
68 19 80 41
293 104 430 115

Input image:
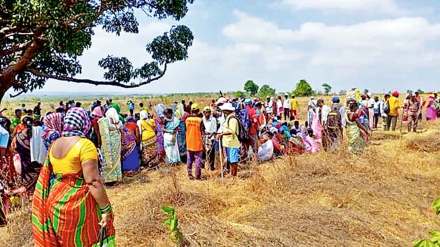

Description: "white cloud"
280 0 402 14
38 8 440 96
217 10 440 91
223 11 440 68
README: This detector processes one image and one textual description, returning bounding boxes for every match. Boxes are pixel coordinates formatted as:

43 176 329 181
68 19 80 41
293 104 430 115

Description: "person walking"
185 104 205 180
32 107 116 246
407 95 421 132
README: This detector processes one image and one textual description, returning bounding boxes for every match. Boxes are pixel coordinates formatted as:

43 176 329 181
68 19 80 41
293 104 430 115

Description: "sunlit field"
1 94 439 246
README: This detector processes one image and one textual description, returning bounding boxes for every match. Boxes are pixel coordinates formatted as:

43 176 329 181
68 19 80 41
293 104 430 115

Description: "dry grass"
1 121 440 246
1 95 440 246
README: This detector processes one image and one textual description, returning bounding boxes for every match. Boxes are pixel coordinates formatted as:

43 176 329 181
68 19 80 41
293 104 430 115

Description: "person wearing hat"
185 104 205 179
217 103 240 177
386 91 401 131
202 106 218 171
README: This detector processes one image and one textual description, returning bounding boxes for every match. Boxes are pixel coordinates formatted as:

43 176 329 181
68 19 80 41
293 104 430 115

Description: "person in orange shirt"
185 104 205 180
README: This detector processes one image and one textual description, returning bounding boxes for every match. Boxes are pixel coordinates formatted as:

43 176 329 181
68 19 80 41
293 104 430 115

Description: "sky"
24 0 440 95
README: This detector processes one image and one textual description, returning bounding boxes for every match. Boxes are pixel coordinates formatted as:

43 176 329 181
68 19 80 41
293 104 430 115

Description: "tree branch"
9 89 25 98
28 63 167 88
0 41 32 57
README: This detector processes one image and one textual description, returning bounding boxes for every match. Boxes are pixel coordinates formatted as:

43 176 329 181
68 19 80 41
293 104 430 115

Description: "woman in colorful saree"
121 116 140 175
154 105 166 163
12 116 41 196
163 108 181 164
426 95 438 121
98 107 123 184
32 107 115 247
138 111 160 169
345 100 369 155
177 112 189 163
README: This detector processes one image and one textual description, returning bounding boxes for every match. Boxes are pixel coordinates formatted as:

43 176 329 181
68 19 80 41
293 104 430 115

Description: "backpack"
326 106 341 130
383 101 390 114
228 115 250 143
238 108 251 131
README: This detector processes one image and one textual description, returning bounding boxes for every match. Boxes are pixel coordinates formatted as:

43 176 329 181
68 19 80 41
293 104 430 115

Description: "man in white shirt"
373 96 384 129
283 94 291 121
202 106 218 170
265 97 273 117
367 93 376 130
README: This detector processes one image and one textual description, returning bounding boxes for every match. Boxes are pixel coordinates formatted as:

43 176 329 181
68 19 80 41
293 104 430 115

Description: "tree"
233 91 246 98
258 84 276 99
293 79 313 97
0 0 195 102
322 83 332 95
244 80 259 96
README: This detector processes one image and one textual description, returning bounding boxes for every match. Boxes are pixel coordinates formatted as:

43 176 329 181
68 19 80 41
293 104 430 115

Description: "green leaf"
169 217 178 232
414 239 437 247
430 231 440 243
432 198 440 215
161 206 175 215
164 218 172 226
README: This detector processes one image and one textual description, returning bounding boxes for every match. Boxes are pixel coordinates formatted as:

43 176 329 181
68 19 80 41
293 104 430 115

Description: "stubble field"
0 95 439 246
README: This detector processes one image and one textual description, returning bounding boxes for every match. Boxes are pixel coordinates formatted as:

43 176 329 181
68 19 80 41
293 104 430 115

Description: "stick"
219 138 224 182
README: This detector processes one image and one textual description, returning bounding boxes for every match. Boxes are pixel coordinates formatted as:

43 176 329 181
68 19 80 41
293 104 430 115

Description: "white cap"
219 103 235 112
216 97 227 105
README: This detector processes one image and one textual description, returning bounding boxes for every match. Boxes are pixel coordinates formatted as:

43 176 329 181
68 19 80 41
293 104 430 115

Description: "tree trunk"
0 81 10 104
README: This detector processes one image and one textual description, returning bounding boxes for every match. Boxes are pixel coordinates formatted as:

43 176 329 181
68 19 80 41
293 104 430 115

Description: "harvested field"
1 122 440 246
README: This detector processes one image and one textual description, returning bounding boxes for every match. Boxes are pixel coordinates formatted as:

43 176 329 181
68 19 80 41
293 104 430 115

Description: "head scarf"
140 110 149 120
62 107 91 137
92 106 104 118
42 112 64 148
106 108 120 125
392 91 399 97
155 104 166 118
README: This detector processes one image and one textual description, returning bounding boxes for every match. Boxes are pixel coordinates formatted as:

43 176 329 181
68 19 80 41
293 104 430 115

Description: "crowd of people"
0 89 438 246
